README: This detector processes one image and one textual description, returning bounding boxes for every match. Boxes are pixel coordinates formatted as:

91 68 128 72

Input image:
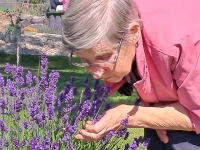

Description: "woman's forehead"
76 43 116 55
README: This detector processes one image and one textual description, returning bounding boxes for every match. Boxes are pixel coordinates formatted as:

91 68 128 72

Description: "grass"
0 52 144 148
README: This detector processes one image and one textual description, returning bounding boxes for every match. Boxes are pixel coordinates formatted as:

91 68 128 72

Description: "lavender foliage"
0 53 149 150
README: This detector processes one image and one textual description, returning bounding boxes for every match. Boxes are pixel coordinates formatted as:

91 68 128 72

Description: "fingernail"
162 139 168 143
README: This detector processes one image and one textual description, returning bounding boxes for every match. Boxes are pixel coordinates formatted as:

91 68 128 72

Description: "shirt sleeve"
172 30 200 133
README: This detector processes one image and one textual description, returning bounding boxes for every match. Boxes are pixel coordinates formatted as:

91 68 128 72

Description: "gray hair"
62 0 141 51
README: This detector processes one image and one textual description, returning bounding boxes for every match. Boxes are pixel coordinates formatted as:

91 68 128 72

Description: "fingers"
75 117 115 141
156 129 169 143
75 128 107 141
160 129 167 135
86 120 94 125
83 117 109 133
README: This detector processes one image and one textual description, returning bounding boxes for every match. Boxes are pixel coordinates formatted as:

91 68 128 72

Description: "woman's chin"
105 76 123 83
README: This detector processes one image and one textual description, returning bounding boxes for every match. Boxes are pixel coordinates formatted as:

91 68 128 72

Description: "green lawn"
0 52 144 148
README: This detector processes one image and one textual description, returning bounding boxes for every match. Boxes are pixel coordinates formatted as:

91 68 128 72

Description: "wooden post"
16 43 20 66
45 0 51 26
47 0 51 11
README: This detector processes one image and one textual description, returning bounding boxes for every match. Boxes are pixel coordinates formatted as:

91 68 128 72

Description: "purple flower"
115 128 127 138
0 138 2 149
4 62 11 74
124 143 130 150
48 70 60 91
124 131 130 140
64 82 72 95
20 88 26 100
39 76 48 89
51 141 59 150
73 87 78 95
83 86 91 100
104 86 111 98
4 140 9 148
83 74 89 87
134 98 141 106
136 136 144 143
0 53 145 150
0 98 6 110
129 140 138 150
74 100 92 124
94 79 100 90
11 65 24 86
101 130 115 145
142 138 150 148
93 115 102 123
6 79 16 96
65 89 74 105
42 136 50 150
23 120 29 129
62 115 69 124
58 91 65 103
70 76 76 84
68 142 74 150
19 127 23 133
12 136 19 149
19 139 26 148
14 97 23 112
47 105 55 120
61 134 70 143
0 120 8 133
45 89 54 106
29 137 37 150
40 53 48 76
64 124 76 135
27 100 40 120
121 116 129 126
34 113 45 127
62 125 76 146
104 102 112 111
29 136 43 150
26 71 33 86
33 75 38 83
0 74 5 96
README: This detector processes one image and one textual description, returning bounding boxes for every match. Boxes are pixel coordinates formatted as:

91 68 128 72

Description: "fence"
0 0 65 34
0 0 16 10
0 1 46 16
45 11 64 33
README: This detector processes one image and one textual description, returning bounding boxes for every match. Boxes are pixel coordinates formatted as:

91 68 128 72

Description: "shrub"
23 26 38 32
0 53 150 149
30 0 45 4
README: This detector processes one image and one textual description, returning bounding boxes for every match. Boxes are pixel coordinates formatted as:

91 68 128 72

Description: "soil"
0 12 16 31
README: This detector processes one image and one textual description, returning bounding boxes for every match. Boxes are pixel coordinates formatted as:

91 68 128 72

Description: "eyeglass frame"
69 32 126 68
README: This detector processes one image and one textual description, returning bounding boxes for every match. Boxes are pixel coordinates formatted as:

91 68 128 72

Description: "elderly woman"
62 0 200 149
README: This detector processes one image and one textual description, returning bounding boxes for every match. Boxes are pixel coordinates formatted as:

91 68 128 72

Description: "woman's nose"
86 65 105 79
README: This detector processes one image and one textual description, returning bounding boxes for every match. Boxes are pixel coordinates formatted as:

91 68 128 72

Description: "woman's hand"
154 101 174 144
75 104 134 141
156 129 169 143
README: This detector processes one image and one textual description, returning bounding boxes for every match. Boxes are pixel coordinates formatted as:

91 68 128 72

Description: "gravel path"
0 32 70 56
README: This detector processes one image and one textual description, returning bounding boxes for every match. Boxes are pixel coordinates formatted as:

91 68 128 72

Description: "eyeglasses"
69 32 126 68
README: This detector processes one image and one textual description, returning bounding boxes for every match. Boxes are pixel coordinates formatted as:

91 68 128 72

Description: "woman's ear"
128 21 141 42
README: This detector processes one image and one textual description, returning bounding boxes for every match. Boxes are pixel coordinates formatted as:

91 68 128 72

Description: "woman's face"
74 23 141 83
74 40 136 83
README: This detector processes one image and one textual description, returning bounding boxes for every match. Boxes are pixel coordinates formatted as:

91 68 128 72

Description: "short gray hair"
62 0 141 51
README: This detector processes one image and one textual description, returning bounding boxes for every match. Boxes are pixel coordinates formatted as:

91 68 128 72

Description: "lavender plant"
0 53 149 150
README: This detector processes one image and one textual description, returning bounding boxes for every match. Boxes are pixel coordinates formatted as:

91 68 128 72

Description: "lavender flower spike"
121 116 129 126
129 140 138 150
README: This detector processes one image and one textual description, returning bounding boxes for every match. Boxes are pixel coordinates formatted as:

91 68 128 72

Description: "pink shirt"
59 0 69 11
105 0 200 133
